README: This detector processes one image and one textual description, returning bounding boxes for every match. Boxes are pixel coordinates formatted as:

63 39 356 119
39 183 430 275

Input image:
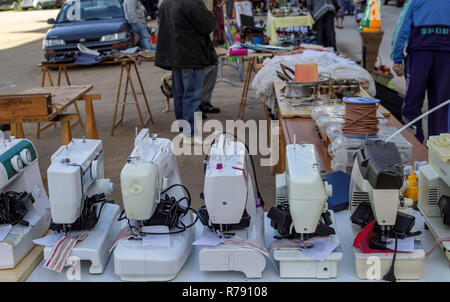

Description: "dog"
160 73 173 112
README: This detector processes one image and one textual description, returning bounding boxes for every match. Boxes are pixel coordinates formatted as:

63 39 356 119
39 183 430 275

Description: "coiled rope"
342 100 379 137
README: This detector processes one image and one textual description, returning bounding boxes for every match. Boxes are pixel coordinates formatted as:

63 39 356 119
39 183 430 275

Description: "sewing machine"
44 138 120 274
199 134 266 278
0 131 50 269
418 133 450 261
268 143 342 278
114 129 195 281
349 140 425 280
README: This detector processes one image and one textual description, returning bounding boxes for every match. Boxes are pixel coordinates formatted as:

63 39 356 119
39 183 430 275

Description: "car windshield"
56 0 124 23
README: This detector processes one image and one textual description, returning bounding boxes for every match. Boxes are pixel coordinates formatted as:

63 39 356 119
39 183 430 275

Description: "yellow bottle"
405 168 419 203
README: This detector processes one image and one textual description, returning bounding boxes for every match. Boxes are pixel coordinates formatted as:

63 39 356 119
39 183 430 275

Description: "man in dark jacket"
307 0 337 50
155 0 218 144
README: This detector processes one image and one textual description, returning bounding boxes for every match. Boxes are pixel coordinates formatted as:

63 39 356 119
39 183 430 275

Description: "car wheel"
384 0 388 4
396 0 402 7
37 3 42 9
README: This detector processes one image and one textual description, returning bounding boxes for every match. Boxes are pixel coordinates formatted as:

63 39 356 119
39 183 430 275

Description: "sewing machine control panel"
0 138 37 186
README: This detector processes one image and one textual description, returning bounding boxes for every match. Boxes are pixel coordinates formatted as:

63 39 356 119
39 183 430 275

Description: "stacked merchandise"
276 26 312 46
311 105 412 174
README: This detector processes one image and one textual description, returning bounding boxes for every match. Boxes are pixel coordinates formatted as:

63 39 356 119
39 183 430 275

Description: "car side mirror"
47 18 55 24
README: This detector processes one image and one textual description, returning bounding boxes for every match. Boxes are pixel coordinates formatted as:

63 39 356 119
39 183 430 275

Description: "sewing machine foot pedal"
198 207 266 279
272 210 343 279
113 213 195 281
44 203 121 274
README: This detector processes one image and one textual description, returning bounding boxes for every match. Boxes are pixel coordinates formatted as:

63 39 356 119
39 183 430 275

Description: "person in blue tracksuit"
391 0 450 143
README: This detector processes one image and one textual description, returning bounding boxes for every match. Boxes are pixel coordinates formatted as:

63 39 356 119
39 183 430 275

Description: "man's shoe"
200 104 221 114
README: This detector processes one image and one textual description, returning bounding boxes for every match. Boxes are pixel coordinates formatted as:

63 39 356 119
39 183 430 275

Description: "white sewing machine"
114 129 195 281
44 138 120 274
268 143 342 279
349 141 425 280
0 131 50 269
199 134 266 278
418 133 450 261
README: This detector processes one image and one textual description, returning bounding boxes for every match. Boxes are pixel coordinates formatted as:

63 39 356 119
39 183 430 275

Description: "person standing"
199 0 223 116
123 0 155 50
225 0 235 18
391 0 450 143
343 0 354 15
307 0 337 50
155 0 218 144
335 0 345 29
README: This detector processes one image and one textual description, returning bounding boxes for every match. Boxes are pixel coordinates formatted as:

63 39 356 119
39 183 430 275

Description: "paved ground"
0 5 405 209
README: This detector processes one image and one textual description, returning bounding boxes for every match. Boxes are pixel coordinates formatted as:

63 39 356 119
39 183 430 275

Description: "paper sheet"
299 240 339 261
0 224 12 241
142 225 170 248
193 231 226 247
386 237 414 252
33 233 64 246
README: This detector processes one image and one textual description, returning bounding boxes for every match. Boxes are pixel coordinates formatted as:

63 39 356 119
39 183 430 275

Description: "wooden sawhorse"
237 53 274 120
111 60 154 136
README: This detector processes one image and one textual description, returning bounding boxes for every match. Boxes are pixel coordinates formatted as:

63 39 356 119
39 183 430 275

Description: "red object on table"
353 220 394 254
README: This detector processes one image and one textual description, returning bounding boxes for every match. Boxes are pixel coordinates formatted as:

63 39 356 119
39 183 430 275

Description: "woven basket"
359 31 384 72
371 70 393 86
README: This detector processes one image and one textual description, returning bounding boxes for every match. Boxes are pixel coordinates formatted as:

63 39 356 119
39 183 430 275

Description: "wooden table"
0 85 100 145
270 82 427 173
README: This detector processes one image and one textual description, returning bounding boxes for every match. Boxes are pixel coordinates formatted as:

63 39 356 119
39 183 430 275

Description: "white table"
26 210 450 282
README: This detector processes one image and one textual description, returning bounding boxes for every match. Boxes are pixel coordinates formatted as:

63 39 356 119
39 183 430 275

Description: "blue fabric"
74 53 102 65
402 50 450 142
171 68 205 136
323 171 350 212
391 0 450 63
130 22 155 51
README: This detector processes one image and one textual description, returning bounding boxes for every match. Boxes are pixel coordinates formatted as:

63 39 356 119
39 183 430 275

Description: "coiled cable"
342 102 379 137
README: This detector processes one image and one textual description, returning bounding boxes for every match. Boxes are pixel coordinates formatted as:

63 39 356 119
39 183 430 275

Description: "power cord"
0 191 34 226
120 183 199 235
50 193 111 232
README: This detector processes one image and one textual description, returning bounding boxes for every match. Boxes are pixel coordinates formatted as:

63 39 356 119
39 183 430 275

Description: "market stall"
265 10 314 45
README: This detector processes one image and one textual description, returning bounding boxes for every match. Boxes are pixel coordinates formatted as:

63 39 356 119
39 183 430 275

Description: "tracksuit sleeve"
391 0 415 63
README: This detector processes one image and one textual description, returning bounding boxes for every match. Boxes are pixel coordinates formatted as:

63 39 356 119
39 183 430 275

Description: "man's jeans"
172 68 205 136
343 0 354 14
130 23 155 51
201 65 218 107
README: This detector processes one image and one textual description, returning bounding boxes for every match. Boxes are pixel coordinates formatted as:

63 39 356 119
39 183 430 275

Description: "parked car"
0 0 18 10
21 0 63 10
42 0 134 62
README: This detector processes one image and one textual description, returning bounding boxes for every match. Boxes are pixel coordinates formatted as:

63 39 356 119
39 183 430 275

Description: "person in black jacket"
155 0 218 144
